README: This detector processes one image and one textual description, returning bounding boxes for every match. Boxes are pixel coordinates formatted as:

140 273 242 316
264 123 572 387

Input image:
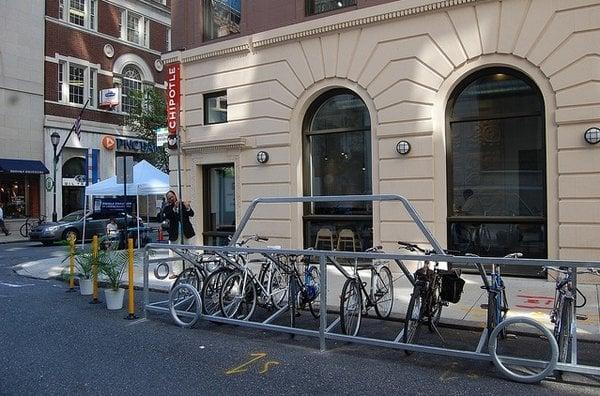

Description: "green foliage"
124 88 169 171
100 250 129 291
61 241 109 280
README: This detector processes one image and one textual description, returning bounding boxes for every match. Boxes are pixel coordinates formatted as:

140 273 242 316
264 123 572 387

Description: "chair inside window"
314 228 334 250
336 228 357 252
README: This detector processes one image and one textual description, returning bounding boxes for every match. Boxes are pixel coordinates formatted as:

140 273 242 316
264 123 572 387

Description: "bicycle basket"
440 270 465 304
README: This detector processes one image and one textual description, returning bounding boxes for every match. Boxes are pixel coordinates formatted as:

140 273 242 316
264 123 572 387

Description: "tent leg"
82 195 88 247
136 195 140 249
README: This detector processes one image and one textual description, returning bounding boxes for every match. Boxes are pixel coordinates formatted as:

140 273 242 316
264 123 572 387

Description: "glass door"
203 164 235 246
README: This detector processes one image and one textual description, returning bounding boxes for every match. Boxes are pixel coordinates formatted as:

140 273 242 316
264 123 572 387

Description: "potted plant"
100 250 128 310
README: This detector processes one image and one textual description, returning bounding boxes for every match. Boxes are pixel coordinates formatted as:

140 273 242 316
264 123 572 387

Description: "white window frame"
57 60 97 108
120 8 150 47
59 0 98 31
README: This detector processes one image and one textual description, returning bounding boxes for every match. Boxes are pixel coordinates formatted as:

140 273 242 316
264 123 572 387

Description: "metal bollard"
90 235 100 304
126 238 137 320
67 236 76 292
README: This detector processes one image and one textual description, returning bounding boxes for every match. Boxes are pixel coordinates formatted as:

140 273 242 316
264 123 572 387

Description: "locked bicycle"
338 246 394 336
20 215 46 237
474 252 522 338
400 241 464 355
218 236 289 320
286 252 321 329
547 266 599 364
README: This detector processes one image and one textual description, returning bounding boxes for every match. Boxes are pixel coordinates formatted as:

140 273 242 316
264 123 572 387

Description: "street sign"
156 127 168 146
116 156 134 184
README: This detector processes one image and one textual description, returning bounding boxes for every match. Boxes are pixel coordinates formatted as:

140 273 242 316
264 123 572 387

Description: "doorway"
203 164 235 246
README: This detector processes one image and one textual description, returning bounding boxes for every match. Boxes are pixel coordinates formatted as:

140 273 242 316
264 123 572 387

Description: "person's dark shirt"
162 203 195 241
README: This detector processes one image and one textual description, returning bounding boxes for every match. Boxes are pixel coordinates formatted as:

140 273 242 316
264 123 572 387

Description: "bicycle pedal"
576 314 588 321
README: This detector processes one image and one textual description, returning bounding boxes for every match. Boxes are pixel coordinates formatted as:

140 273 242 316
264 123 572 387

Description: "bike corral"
142 195 600 384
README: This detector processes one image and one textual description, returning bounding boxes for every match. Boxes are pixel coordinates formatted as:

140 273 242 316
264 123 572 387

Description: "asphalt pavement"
1 241 600 395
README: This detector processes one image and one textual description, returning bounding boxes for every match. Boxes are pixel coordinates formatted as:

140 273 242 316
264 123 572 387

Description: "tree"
124 88 169 171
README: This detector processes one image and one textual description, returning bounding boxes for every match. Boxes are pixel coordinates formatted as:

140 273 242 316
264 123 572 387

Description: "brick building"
44 0 170 221
165 0 600 277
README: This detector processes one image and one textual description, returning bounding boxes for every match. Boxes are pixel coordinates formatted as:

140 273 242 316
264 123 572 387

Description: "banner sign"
166 63 180 150
93 198 135 215
99 88 120 107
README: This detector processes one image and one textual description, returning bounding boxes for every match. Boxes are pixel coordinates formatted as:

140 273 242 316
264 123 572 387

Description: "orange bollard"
126 238 137 320
158 227 163 241
91 235 100 304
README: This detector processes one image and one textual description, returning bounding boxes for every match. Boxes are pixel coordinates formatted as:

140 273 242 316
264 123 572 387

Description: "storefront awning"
0 159 49 174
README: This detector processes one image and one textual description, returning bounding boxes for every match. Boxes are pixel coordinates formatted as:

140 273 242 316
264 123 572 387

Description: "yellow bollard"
67 236 75 292
91 235 100 304
126 238 137 319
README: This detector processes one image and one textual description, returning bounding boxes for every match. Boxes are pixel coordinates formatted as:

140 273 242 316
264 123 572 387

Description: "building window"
204 91 227 124
306 0 356 15
57 61 97 107
121 65 143 114
166 28 171 51
59 0 97 30
447 68 547 271
120 9 149 47
303 89 372 251
203 0 241 41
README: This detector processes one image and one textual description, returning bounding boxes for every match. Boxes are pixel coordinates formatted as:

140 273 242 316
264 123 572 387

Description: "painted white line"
0 282 35 288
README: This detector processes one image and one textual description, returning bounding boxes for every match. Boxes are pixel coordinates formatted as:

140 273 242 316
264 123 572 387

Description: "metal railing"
142 195 600 382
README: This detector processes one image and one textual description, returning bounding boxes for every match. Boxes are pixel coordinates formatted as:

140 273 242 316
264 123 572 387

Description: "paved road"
1 242 599 395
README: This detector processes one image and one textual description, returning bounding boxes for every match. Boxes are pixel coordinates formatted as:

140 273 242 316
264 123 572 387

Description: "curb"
0 239 31 245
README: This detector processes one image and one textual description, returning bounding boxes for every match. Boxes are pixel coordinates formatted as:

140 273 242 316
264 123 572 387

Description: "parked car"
29 210 143 246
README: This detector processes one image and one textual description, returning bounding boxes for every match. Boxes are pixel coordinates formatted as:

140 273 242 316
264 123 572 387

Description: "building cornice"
164 0 486 65
45 16 163 56
181 138 249 153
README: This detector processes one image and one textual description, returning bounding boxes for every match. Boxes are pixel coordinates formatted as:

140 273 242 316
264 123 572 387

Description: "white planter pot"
79 278 93 295
105 288 125 310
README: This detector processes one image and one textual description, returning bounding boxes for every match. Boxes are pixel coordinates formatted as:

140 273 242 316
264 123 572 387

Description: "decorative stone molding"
170 0 484 65
181 137 249 153
181 44 251 64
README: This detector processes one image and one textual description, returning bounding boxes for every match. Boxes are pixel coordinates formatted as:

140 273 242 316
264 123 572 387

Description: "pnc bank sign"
102 135 156 153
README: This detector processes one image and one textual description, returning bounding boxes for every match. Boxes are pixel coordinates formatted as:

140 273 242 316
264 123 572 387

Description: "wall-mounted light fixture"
584 127 600 145
395 140 411 155
256 151 269 164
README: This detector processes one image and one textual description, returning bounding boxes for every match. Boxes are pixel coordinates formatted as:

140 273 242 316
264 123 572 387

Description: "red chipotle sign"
166 63 180 150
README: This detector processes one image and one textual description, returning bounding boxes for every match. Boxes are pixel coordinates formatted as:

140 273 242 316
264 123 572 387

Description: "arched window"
62 157 86 179
121 65 143 113
447 68 547 269
303 89 372 251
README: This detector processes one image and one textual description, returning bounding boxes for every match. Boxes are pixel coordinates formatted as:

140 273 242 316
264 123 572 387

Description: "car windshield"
60 211 86 222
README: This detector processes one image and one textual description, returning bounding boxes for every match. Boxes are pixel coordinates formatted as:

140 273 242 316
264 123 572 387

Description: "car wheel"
63 229 79 242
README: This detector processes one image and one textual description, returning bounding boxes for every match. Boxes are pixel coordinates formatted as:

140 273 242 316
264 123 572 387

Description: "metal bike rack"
143 194 600 382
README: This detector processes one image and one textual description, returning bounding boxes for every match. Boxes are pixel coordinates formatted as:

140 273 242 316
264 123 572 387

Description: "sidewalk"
0 232 29 244
12 250 600 341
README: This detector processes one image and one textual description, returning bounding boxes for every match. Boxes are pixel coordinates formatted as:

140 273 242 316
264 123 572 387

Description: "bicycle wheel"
489 316 558 383
169 283 202 328
201 268 232 315
374 266 394 319
403 284 424 355
288 276 300 328
307 266 321 319
220 271 257 321
428 282 443 332
19 222 31 238
340 279 362 336
172 267 204 311
269 266 288 309
557 298 573 363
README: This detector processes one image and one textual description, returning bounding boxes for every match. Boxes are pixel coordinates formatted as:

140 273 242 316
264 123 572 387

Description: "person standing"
0 202 11 236
162 190 196 277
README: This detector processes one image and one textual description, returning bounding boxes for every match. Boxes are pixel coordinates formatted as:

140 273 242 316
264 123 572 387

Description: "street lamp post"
50 132 60 222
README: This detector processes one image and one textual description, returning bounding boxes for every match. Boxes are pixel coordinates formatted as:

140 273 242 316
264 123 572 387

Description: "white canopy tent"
83 160 170 247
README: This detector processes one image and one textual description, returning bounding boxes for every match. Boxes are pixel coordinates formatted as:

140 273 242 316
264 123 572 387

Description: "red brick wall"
45 22 164 82
99 1 122 38
172 0 397 51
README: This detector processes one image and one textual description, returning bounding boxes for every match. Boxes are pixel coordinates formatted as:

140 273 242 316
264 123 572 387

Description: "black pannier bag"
440 269 465 304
